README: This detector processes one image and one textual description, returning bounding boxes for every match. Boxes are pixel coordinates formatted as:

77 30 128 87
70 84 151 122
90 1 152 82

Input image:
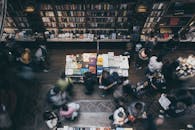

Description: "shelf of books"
4 12 18 33
40 4 58 34
65 52 129 82
40 2 132 42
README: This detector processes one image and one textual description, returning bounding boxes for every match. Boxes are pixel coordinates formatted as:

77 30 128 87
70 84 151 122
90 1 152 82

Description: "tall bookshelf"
40 2 132 41
40 4 58 34
4 12 17 33
3 1 33 39
56 4 86 33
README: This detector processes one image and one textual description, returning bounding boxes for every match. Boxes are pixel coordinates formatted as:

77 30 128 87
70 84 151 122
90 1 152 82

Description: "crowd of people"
0 37 49 130
43 37 194 130
1 36 194 130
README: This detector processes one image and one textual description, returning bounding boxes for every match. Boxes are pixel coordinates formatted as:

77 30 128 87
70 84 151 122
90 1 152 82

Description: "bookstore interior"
0 0 195 130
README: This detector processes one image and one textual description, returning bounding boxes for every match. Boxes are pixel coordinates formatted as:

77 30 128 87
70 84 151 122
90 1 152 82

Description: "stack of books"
65 53 97 76
97 52 129 77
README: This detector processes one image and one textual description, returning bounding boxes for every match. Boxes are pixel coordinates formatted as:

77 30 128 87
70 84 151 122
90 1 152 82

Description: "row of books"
88 23 115 28
41 3 130 11
44 22 57 28
42 17 56 23
41 4 53 10
57 11 85 17
58 17 85 23
87 18 115 23
55 4 86 11
58 33 94 39
59 23 85 28
40 11 55 17
57 126 133 130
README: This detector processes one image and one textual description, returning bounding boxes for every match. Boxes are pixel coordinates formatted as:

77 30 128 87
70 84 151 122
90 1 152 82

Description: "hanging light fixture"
137 4 147 13
24 1 35 13
25 5 35 13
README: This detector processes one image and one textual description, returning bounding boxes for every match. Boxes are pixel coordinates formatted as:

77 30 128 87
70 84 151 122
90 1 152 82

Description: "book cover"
97 66 103 76
89 57 97 66
65 68 74 75
80 68 89 75
102 54 109 67
119 56 129 69
97 55 103 66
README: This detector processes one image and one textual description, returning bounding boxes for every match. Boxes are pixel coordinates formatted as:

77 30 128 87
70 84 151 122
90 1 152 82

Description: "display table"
65 52 129 82
57 126 133 130
176 55 195 80
97 52 129 77
65 53 97 80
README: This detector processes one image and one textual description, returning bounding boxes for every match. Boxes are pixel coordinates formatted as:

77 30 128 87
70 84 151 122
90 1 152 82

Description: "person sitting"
128 101 147 122
47 86 69 108
56 72 73 96
138 48 150 61
148 55 163 74
83 71 97 95
148 72 167 93
158 93 187 118
43 111 58 129
59 102 80 121
99 71 120 97
110 107 128 127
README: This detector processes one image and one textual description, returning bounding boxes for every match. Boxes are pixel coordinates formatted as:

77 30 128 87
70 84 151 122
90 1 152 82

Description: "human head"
135 102 143 112
53 87 60 94
118 111 124 118
112 72 119 81
102 70 109 79
144 48 150 56
62 104 68 111
157 55 163 62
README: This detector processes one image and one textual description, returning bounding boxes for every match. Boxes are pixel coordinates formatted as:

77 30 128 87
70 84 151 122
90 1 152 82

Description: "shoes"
43 69 49 72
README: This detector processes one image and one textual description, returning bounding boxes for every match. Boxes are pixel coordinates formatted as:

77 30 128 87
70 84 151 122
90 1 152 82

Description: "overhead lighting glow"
25 6 35 13
137 5 147 13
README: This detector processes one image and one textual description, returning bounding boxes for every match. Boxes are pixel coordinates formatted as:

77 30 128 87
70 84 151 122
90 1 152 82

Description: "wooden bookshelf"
40 2 132 41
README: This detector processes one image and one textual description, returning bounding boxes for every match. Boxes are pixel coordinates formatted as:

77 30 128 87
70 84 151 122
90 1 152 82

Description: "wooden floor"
16 47 195 130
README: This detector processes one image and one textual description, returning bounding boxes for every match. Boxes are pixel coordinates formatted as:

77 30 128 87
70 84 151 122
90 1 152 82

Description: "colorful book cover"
89 57 97 66
97 55 103 66
82 62 89 68
80 68 89 75
116 128 124 130
73 68 82 75
102 54 109 67
97 66 103 75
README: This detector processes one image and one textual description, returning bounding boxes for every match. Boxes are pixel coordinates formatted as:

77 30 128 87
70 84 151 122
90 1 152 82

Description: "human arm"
103 81 117 90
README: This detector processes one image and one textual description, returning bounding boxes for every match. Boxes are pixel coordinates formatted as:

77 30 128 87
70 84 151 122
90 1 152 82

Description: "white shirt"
148 56 163 73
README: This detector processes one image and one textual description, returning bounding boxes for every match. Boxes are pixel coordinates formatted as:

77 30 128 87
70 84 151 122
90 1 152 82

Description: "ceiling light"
137 5 147 13
25 5 35 13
